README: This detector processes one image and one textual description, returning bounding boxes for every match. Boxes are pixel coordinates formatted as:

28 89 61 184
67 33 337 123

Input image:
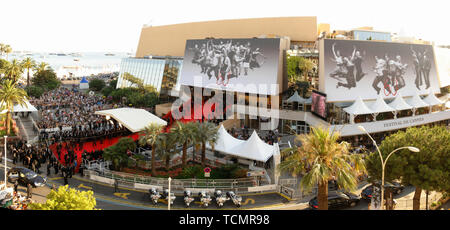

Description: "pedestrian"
14 180 19 194
47 162 52 176
114 179 119 193
27 182 32 199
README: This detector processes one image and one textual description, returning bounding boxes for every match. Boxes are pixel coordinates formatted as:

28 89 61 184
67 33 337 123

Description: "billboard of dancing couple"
323 39 439 101
189 39 267 86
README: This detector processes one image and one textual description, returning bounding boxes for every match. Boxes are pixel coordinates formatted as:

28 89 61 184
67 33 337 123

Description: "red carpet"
50 133 140 172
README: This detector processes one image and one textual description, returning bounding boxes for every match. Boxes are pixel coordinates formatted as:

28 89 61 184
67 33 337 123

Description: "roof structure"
422 92 444 106
387 93 413 111
343 96 373 115
405 92 429 109
367 94 395 113
286 91 308 103
206 125 279 162
80 77 89 83
0 100 38 113
95 108 167 133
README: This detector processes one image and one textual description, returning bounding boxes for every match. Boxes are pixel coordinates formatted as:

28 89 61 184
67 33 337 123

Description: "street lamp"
168 177 172 210
358 125 420 210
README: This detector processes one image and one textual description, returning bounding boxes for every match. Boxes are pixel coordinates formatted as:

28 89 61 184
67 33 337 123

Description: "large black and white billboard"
179 38 282 95
320 39 440 102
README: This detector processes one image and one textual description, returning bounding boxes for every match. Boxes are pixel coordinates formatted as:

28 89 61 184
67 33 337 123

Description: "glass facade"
352 30 391 42
116 58 183 94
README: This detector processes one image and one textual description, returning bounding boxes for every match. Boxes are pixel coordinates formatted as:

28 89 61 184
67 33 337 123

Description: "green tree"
109 79 118 88
139 123 164 175
122 72 159 94
287 56 315 86
2 59 24 83
0 80 28 135
366 126 450 210
278 126 366 210
192 122 218 167
103 137 136 171
26 85 45 98
29 185 97 210
3 45 12 60
89 78 106 91
171 121 195 167
21 57 36 86
155 132 179 170
35 62 49 74
31 68 61 90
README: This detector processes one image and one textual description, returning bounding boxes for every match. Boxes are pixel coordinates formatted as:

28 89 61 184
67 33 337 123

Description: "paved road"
1 160 289 210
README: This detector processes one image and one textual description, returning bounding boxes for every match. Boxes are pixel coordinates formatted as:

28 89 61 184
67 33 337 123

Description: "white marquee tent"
286 91 310 104
95 108 167 133
0 100 38 113
343 96 373 115
368 94 395 114
422 92 444 106
387 93 413 111
206 125 279 162
405 92 429 109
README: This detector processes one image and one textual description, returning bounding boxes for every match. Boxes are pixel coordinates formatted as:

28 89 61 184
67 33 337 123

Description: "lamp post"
3 136 6 188
358 125 420 210
168 177 172 210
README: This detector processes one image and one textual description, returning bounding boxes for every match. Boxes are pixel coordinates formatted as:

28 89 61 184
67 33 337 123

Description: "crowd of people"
30 87 111 130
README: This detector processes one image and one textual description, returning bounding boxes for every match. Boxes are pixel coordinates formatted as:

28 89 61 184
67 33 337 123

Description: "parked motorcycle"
227 191 242 208
214 190 229 208
198 191 212 208
184 190 195 207
162 189 176 205
149 188 161 205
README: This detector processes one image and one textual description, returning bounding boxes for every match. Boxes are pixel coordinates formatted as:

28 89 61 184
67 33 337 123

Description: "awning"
367 94 395 113
80 77 89 83
206 125 279 162
405 92 429 109
387 93 413 111
1 100 38 113
422 92 444 106
343 96 373 115
95 108 167 133
286 91 308 103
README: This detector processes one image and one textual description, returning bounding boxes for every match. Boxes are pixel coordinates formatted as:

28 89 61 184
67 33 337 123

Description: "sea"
7 52 130 79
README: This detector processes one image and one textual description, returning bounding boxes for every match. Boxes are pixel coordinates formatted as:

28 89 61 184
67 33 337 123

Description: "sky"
0 0 448 53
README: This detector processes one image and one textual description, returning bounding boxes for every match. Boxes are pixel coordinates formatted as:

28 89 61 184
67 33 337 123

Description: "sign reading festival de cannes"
179 38 281 95
321 39 440 102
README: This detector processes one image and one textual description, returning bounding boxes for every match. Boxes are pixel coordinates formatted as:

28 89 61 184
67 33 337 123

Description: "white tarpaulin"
343 96 373 115
206 125 278 162
387 93 413 111
95 108 167 133
405 92 429 109
367 94 395 114
286 91 308 103
0 100 38 113
422 92 444 106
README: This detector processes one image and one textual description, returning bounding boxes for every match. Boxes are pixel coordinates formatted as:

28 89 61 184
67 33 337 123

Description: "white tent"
230 131 276 162
95 108 167 133
0 100 38 113
405 92 429 109
368 94 395 113
343 96 373 115
206 125 279 162
387 93 413 111
286 91 307 103
422 92 444 106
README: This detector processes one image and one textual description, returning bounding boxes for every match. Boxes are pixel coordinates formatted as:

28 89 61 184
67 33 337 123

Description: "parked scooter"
226 191 242 208
184 190 195 207
198 191 212 208
148 188 161 205
214 190 229 208
162 189 176 205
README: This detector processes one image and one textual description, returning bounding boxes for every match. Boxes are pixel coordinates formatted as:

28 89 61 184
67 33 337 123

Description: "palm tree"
192 122 218 167
35 62 49 74
22 57 36 86
154 132 179 170
278 126 366 210
139 123 164 175
0 43 5 57
171 121 195 167
4 45 12 60
0 80 28 135
2 59 24 84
